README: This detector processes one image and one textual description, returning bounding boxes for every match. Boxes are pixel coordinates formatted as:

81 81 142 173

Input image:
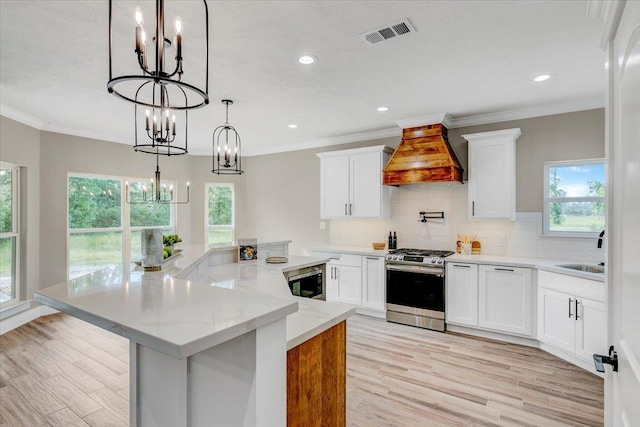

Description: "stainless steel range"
385 248 454 332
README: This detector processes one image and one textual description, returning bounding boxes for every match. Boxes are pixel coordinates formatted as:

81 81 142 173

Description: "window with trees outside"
68 174 175 279
543 159 605 236
1 163 19 306
206 183 234 247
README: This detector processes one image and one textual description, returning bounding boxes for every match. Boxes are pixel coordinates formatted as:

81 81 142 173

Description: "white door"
575 297 606 362
362 256 385 311
606 2 640 425
478 266 532 336
334 265 362 306
445 263 478 326
349 151 381 218
320 155 349 218
538 288 575 353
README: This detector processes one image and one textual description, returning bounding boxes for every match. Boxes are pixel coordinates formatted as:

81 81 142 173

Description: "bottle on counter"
388 232 393 250
392 231 397 250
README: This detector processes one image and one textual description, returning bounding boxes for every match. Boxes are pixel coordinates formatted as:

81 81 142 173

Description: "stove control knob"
430 259 437 263
437 259 444 264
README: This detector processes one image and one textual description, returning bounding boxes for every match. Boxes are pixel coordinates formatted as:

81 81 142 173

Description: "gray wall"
0 116 41 301
0 107 605 294
447 108 605 212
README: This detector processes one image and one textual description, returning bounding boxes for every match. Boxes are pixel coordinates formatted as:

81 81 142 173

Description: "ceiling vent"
360 19 415 45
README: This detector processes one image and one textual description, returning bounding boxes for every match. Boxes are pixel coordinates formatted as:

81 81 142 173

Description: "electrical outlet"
319 221 326 230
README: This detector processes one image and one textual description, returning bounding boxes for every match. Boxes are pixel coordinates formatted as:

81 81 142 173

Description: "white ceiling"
0 1 605 156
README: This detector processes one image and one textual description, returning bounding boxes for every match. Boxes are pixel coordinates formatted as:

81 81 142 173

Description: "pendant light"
125 151 190 204
107 0 209 156
212 100 244 175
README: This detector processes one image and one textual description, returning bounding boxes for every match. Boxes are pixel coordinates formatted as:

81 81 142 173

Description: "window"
543 159 605 236
67 174 176 279
206 183 234 246
0 163 19 306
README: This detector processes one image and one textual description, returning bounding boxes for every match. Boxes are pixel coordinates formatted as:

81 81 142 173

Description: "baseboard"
0 303 59 335
446 324 539 347
539 342 604 378
355 307 386 319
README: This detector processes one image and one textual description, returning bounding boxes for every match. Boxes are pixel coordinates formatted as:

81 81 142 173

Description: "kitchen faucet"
597 230 605 248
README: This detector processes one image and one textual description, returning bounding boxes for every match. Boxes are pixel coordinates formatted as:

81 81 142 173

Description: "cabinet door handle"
495 268 514 272
335 268 338 280
453 264 471 268
366 257 379 260
575 299 580 320
349 203 352 216
344 203 348 216
472 201 475 216
569 298 573 319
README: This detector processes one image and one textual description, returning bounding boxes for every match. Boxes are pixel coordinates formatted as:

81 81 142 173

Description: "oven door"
386 264 445 312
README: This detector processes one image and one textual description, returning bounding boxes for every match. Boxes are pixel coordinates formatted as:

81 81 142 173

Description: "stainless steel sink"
555 264 605 274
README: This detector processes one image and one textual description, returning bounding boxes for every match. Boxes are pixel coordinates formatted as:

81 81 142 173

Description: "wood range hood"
383 123 464 185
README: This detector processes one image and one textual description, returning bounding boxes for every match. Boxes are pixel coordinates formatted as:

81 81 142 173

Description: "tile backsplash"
329 183 604 262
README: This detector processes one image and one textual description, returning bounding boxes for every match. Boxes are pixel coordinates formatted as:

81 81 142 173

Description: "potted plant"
163 234 183 249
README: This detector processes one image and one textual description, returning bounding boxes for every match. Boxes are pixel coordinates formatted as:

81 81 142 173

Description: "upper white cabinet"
317 145 393 219
462 128 521 220
478 265 532 336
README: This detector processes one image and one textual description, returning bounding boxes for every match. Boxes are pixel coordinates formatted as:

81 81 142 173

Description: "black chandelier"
125 151 189 205
212 100 243 175
107 0 209 156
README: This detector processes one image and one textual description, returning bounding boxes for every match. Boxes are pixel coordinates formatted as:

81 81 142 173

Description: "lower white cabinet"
446 262 533 337
330 264 362 305
362 256 385 311
538 271 606 363
313 251 385 314
446 263 478 326
478 265 532 336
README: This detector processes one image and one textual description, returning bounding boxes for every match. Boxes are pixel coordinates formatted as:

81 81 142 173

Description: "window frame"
542 158 606 237
0 162 20 307
67 172 177 279
205 183 235 247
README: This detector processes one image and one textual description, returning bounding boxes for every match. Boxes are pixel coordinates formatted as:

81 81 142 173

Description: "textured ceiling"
0 1 605 156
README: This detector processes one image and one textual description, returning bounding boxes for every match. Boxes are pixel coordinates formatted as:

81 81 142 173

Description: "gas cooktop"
385 248 455 266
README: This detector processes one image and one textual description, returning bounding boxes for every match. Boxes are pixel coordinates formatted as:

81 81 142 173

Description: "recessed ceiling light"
298 55 317 65
288 124 298 129
533 74 552 82
376 106 389 112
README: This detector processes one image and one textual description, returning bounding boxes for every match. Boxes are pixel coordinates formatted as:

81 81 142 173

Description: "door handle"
349 203 352 216
495 268 514 272
593 346 618 372
568 298 573 318
575 299 580 320
344 203 348 216
453 264 471 268
472 201 475 216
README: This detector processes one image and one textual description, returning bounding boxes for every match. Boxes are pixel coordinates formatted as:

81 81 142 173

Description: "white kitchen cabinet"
446 262 478 326
362 256 385 311
537 270 606 364
478 265 532 336
332 264 362 306
317 145 393 219
463 128 521 220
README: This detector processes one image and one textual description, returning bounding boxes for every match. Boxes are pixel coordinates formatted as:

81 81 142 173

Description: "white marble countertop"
311 245 388 257
184 256 357 350
35 244 356 358
447 253 605 282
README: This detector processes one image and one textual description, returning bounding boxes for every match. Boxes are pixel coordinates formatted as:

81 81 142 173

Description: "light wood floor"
0 313 603 427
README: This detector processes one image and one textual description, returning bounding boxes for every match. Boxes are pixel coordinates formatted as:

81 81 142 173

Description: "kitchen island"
34 243 355 427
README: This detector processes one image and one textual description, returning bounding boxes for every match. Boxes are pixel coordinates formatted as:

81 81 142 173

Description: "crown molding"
1 104 46 129
242 127 401 157
446 96 604 129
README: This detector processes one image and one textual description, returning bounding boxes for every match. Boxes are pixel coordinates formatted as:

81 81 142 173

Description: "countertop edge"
310 246 387 257
286 306 357 351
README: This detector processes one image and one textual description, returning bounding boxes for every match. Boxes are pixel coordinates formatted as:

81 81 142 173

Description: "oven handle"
386 264 444 276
